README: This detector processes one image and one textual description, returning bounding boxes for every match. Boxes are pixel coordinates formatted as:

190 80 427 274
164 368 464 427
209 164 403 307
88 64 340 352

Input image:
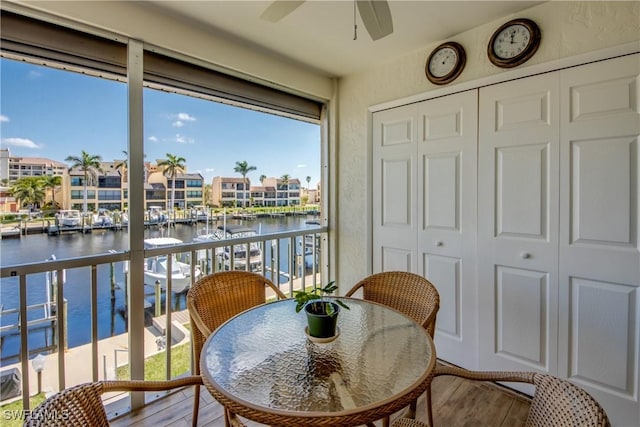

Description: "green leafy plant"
294 281 349 315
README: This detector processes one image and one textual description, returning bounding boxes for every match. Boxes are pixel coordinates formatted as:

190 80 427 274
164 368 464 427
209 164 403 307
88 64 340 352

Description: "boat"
146 207 167 225
190 205 210 222
0 226 21 239
143 237 202 293
92 208 113 227
57 210 82 227
217 225 262 271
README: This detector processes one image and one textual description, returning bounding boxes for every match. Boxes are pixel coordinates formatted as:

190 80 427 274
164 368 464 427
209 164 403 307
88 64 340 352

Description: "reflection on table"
201 298 435 427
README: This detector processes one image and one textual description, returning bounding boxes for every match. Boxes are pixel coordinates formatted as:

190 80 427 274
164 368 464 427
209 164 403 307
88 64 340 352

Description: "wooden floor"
110 364 532 427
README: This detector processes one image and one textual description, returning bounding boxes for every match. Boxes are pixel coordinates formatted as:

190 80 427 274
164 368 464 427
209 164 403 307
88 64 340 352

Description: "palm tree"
306 176 311 190
9 177 46 210
281 174 290 186
65 150 103 214
40 175 63 208
158 153 186 211
259 174 267 184
234 160 257 208
114 150 129 183
116 150 146 183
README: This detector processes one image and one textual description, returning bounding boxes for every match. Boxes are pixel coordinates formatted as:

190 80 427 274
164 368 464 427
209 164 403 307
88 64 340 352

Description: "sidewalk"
2 271 321 399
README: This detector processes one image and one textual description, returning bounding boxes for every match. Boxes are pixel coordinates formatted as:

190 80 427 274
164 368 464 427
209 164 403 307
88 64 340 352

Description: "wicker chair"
23 376 202 426
393 365 611 427
186 270 287 427
345 271 440 425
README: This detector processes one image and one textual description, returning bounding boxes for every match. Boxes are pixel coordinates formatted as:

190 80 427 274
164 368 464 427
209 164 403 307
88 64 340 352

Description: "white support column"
127 38 146 410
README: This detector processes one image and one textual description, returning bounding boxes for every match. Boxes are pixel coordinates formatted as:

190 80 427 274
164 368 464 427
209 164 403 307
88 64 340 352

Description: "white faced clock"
488 18 541 68
425 42 466 85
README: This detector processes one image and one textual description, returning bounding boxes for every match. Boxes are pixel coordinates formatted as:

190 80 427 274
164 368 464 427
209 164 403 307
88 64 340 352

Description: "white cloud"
205 168 215 172
0 115 9 122
148 136 158 142
176 113 196 122
2 137 41 149
28 70 42 79
297 164 307 168
174 134 194 144
172 121 184 128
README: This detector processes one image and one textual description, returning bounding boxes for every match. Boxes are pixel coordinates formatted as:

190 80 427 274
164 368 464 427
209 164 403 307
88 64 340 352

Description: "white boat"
191 205 209 222
0 226 21 239
92 208 113 227
217 225 262 271
143 237 201 293
58 210 82 227
146 206 167 225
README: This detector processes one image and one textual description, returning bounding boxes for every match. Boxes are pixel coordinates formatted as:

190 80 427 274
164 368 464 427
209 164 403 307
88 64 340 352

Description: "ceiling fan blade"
260 0 305 23
356 0 393 40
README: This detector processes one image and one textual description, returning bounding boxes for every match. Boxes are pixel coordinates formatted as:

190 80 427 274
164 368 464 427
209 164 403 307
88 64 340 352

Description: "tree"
259 174 267 184
158 153 186 211
204 184 212 207
116 150 146 184
281 174 290 185
114 150 129 182
40 175 63 208
234 160 257 208
306 175 311 190
65 150 103 214
9 177 46 210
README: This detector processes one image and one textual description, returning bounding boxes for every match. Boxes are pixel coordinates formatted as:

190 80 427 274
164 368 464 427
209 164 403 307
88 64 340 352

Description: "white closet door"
372 104 418 272
478 73 560 376
558 54 640 427
417 90 478 368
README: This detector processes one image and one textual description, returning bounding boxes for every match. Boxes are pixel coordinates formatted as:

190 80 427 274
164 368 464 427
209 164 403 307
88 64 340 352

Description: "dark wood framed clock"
425 41 466 85
488 18 541 68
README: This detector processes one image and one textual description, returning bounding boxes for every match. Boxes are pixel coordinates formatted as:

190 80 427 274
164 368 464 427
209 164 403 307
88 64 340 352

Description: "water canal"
0 215 321 363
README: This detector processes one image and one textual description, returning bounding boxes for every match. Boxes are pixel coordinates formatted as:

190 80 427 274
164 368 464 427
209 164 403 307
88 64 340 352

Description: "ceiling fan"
260 0 394 41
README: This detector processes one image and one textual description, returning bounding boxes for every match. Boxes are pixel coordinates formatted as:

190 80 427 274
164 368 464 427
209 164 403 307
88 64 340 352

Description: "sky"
0 58 321 187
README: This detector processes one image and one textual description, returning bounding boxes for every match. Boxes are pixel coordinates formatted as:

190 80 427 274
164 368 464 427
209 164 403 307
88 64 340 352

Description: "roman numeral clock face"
488 18 541 68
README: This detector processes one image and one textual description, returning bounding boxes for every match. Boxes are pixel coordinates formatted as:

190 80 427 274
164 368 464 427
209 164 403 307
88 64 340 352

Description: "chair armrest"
101 375 203 393
434 365 535 384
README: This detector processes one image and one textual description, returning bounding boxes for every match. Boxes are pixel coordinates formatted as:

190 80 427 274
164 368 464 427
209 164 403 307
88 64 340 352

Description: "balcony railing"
0 226 326 411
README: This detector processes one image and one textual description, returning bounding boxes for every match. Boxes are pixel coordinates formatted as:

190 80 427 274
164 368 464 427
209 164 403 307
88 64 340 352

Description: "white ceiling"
141 0 543 77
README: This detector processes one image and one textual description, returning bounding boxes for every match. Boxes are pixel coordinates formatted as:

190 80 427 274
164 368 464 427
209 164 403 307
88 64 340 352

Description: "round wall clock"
425 41 466 85
488 18 541 68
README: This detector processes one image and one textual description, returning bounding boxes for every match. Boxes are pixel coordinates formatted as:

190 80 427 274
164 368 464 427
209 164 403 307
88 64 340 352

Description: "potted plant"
294 281 349 339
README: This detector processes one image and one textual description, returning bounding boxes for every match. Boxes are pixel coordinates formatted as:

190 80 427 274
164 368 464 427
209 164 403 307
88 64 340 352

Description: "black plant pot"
305 301 340 338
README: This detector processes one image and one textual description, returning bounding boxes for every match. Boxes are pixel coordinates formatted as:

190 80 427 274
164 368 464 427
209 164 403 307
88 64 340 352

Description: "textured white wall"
336 1 640 289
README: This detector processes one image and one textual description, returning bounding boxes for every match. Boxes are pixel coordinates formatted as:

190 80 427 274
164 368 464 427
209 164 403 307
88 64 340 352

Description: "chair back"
24 377 203 427
526 373 611 427
24 382 109 426
345 271 440 337
186 271 287 375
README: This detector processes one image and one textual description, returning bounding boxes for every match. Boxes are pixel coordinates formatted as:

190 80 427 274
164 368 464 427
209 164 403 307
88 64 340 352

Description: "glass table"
200 298 436 427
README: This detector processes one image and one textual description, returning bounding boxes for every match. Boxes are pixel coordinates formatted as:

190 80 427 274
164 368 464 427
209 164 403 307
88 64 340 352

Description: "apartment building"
262 177 301 207
0 148 68 211
212 176 304 208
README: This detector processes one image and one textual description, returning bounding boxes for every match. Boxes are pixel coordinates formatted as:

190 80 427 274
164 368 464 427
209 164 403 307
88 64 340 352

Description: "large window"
0 9 325 410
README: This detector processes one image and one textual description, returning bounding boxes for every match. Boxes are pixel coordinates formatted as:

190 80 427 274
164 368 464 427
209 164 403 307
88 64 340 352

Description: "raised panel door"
559 54 640 427
417 90 478 368
372 104 418 272
478 73 560 376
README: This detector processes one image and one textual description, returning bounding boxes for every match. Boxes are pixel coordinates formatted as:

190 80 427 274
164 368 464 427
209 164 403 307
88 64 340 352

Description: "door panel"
559 54 640 426
418 90 477 368
495 266 549 369
424 254 460 338
478 73 559 375
373 104 418 273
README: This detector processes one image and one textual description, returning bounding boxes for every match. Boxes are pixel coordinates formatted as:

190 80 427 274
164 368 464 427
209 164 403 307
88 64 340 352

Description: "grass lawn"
116 341 192 381
0 394 46 427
